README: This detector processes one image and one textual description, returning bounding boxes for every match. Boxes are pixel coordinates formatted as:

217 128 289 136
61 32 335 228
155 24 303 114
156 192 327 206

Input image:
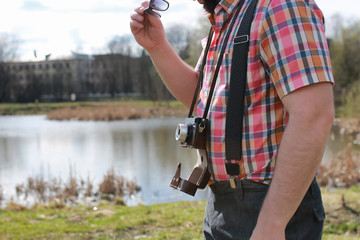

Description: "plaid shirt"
196 0 334 183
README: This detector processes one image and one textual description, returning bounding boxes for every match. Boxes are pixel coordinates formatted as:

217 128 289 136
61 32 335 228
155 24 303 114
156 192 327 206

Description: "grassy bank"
0 101 188 119
0 186 359 240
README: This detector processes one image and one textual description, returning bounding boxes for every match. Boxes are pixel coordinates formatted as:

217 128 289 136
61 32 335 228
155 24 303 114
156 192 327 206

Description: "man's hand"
130 1 166 53
129 1 199 107
250 224 285 240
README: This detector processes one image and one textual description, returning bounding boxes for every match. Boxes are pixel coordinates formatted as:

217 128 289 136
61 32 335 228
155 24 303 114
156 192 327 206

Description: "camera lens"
175 123 188 142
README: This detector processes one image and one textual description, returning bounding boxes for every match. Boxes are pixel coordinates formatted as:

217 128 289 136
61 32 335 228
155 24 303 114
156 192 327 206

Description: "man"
130 0 334 239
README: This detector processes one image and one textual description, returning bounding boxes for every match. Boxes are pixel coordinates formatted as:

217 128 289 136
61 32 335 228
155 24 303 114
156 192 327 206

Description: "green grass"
0 186 359 239
0 201 205 240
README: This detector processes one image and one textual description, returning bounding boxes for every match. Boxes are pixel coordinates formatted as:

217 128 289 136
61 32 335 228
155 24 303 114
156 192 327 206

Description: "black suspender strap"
200 0 245 120
225 0 259 176
187 0 245 119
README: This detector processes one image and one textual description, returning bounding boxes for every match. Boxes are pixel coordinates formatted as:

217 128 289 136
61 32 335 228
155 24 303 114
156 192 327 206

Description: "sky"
0 0 359 61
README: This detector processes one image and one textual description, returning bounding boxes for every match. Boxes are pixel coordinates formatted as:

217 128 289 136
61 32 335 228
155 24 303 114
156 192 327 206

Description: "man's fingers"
134 1 149 13
130 18 144 30
130 12 144 23
141 1 150 8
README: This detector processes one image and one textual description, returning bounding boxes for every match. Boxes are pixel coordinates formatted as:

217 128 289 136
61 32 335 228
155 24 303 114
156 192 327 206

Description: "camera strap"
187 0 258 178
225 0 259 177
188 28 214 118
187 0 246 119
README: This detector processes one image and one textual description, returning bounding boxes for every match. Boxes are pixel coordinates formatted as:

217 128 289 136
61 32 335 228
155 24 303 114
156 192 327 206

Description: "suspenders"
186 0 259 183
225 0 259 179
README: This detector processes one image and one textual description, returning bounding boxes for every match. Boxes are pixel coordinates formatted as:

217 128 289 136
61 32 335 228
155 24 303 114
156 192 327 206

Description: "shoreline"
0 101 189 120
47 104 188 121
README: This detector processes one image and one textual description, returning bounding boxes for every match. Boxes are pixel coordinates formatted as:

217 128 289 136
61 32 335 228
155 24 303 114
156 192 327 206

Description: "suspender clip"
229 176 237 189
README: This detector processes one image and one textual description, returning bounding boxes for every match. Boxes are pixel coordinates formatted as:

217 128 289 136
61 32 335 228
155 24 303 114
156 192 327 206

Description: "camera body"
171 117 210 196
175 117 208 150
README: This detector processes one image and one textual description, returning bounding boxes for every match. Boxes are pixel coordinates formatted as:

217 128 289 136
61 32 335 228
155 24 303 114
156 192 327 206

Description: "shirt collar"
207 0 242 28
215 0 241 15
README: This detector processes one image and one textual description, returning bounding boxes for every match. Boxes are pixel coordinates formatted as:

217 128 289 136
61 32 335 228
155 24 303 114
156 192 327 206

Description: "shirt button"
204 90 209 97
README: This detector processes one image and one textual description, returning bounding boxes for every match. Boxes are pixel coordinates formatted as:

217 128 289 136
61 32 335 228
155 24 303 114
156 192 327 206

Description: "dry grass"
318 145 360 188
0 184 3 203
47 104 187 121
99 169 141 202
14 167 141 207
335 118 360 137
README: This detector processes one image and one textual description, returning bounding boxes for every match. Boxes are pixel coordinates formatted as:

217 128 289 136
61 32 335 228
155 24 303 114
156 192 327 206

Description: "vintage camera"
170 117 211 196
175 117 208 150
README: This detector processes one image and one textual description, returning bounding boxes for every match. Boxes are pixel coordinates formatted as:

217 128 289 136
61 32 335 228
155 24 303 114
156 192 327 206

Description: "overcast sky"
0 0 358 61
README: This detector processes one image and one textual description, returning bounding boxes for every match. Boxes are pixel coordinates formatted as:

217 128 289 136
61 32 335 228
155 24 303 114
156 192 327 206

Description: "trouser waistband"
209 178 318 195
209 179 268 194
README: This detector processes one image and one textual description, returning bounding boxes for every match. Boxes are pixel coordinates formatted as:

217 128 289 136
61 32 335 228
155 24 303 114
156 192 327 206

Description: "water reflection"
0 115 358 206
0 115 207 205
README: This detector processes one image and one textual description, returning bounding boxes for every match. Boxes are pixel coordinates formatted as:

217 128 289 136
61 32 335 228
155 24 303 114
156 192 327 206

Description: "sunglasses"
144 0 170 18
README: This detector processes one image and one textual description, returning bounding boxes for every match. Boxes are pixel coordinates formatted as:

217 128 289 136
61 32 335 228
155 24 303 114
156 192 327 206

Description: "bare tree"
107 35 134 95
108 35 132 56
165 24 192 59
0 33 21 62
0 33 21 102
0 63 11 101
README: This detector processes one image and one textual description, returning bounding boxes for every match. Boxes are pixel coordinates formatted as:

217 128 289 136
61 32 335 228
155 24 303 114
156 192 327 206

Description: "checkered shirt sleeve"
259 0 334 99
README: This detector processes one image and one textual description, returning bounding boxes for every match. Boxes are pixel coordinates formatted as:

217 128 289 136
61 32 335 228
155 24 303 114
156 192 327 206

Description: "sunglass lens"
150 0 169 11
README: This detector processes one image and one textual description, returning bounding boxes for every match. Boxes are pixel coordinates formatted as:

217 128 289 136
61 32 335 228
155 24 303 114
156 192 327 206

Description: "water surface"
0 115 207 206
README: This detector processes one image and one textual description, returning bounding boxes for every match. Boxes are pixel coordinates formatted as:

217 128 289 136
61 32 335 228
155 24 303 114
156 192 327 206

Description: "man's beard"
203 0 219 14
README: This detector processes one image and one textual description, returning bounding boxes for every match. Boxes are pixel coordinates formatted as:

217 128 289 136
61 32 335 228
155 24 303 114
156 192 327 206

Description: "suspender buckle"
234 35 249 45
229 177 237 189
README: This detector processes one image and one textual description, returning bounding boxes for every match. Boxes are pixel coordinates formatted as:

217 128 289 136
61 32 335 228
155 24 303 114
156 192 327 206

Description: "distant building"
3 52 152 102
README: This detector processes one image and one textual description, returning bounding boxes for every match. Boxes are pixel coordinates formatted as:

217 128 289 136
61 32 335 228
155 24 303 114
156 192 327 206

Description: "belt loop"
311 178 316 196
239 180 244 199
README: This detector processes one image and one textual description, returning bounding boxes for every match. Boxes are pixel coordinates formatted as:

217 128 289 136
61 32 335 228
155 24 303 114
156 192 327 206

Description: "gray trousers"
203 179 325 240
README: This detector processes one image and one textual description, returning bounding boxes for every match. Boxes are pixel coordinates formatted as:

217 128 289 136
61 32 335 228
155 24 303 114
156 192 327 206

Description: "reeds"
0 184 3 203
99 169 140 201
318 145 360 188
14 168 141 207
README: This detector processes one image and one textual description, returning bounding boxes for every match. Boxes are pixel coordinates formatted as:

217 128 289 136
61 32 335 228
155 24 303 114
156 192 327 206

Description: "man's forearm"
252 84 334 238
256 118 329 231
149 40 198 108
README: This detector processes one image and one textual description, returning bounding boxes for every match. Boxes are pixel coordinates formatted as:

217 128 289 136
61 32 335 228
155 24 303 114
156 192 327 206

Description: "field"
0 101 359 239
0 186 359 240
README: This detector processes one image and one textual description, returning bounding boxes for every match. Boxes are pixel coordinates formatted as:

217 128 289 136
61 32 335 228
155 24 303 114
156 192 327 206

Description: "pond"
0 115 358 206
